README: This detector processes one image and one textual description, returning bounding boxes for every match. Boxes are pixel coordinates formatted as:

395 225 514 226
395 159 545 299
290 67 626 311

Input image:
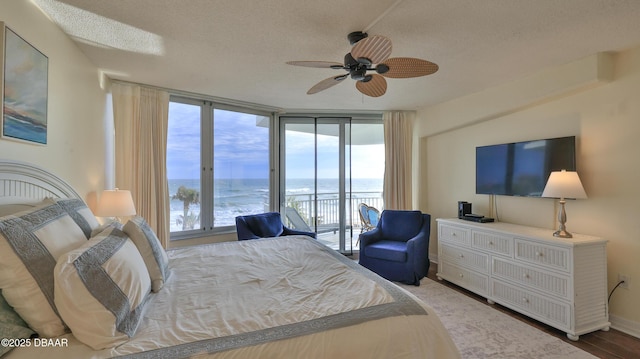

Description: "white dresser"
436 218 610 341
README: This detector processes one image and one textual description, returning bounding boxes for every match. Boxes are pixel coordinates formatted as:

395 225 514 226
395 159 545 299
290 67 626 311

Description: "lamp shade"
96 189 136 217
541 170 587 199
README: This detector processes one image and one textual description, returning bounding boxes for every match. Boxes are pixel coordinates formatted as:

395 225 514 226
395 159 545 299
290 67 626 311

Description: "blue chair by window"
235 212 317 240
358 210 430 286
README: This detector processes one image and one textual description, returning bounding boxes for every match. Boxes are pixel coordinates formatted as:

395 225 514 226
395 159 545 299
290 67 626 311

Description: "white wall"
416 47 640 336
0 1 108 207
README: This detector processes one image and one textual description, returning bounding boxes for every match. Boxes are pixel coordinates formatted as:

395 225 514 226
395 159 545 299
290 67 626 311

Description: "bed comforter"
6 236 459 359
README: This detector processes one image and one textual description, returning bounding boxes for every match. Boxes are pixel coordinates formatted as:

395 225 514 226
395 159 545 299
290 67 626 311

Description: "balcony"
284 191 383 252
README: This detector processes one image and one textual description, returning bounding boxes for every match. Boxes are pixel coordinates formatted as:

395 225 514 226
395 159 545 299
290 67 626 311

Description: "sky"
166 102 384 180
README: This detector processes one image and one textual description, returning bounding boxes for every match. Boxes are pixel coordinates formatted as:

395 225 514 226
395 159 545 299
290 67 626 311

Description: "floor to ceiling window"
280 116 384 254
166 97 272 239
166 96 383 247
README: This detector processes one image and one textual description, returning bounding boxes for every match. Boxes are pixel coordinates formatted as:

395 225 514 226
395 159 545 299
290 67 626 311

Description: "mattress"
6 236 459 359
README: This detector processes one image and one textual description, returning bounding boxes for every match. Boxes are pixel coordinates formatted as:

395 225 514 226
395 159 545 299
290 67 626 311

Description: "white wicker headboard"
0 159 81 205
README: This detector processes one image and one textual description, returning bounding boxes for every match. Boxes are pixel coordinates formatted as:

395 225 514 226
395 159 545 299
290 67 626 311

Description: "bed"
0 159 459 359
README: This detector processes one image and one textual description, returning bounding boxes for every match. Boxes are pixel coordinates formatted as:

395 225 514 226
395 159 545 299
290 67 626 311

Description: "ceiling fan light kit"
347 31 368 45
287 31 438 97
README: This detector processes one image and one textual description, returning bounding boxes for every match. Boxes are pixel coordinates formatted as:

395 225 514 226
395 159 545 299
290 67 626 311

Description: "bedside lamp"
96 188 136 223
541 170 587 238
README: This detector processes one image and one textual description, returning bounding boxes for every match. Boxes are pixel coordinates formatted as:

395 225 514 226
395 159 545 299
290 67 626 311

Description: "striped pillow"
54 226 151 350
0 201 88 337
124 216 170 292
47 198 100 239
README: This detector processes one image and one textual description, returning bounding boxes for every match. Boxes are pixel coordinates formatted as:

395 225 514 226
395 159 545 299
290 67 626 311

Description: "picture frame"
1 22 49 145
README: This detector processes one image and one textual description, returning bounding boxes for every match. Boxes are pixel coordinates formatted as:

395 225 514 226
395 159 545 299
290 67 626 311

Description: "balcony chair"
358 210 430 286
235 212 317 241
284 207 339 234
358 203 380 233
357 203 380 246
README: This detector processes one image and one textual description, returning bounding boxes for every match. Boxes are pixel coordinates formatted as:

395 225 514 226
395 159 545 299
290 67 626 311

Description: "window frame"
168 95 276 241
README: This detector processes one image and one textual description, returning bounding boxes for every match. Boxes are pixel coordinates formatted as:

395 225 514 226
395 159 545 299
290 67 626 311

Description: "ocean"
169 178 383 231
2 114 47 144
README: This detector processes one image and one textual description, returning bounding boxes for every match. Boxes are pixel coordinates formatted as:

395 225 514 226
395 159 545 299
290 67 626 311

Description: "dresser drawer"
439 224 471 246
472 230 513 257
441 243 489 274
491 280 570 330
437 218 609 340
439 261 489 296
492 257 570 300
515 239 570 272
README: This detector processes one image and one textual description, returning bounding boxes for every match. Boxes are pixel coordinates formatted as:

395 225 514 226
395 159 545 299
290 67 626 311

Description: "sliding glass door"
280 117 353 254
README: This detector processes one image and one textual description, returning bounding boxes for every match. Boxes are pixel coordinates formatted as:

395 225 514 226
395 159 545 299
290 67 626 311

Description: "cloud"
167 105 270 179
167 104 384 180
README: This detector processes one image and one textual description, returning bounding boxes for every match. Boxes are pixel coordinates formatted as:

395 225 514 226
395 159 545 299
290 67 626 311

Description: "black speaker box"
458 201 472 219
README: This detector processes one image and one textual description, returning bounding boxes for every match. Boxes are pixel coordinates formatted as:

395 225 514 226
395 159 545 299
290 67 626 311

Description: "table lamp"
541 170 587 238
96 188 136 223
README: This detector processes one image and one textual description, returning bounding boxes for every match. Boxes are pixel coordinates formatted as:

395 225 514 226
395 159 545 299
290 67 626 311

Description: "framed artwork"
1 22 48 145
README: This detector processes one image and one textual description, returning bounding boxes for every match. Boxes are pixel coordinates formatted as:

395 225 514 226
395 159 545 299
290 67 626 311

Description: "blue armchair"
235 212 317 240
358 210 430 285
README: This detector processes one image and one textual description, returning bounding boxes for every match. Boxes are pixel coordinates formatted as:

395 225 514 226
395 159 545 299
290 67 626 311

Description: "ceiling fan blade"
380 57 439 78
351 35 392 64
286 61 344 69
307 75 348 94
356 74 387 97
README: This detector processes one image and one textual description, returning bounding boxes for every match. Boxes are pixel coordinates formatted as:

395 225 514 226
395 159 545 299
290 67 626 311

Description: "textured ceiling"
34 0 640 112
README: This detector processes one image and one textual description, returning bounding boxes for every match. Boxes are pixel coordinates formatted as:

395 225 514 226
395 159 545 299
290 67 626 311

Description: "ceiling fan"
286 31 438 97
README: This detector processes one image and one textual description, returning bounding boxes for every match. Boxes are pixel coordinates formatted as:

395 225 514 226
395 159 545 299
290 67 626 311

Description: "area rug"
400 278 597 359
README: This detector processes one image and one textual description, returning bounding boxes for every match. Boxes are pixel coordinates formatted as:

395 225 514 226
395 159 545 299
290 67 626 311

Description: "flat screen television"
476 136 576 197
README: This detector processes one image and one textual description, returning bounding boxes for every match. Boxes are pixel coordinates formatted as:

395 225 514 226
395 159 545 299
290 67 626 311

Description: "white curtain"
111 82 170 248
383 111 415 210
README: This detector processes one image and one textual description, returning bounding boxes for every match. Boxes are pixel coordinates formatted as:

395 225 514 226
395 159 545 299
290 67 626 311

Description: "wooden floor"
426 263 640 358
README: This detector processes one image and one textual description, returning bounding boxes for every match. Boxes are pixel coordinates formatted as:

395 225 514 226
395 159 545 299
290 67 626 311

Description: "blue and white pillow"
54 226 151 350
47 198 100 239
124 216 170 292
0 201 87 337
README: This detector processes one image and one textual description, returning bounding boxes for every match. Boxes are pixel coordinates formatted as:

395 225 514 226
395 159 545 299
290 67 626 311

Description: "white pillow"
124 216 170 292
0 201 88 337
46 198 100 239
54 226 151 350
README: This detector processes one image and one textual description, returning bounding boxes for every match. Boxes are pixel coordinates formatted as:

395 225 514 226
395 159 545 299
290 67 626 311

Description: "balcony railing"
285 191 383 231
170 191 383 243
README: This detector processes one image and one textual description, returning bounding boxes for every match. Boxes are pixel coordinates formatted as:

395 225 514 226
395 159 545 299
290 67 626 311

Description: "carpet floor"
399 277 597 359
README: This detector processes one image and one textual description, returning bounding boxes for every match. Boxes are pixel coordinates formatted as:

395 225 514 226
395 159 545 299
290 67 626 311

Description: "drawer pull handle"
522 297 529 303
535 251 544 257
523 273 530 279
459 273 464 278
459 254 465 258
452 233 457 237
489 241 494 245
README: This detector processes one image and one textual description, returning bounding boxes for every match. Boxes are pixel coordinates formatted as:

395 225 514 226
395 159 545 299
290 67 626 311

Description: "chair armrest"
235 217 259 240
406 232 426 248
406 214 431 253
358 227 383 247
405 232 429 262
283 226 317 239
